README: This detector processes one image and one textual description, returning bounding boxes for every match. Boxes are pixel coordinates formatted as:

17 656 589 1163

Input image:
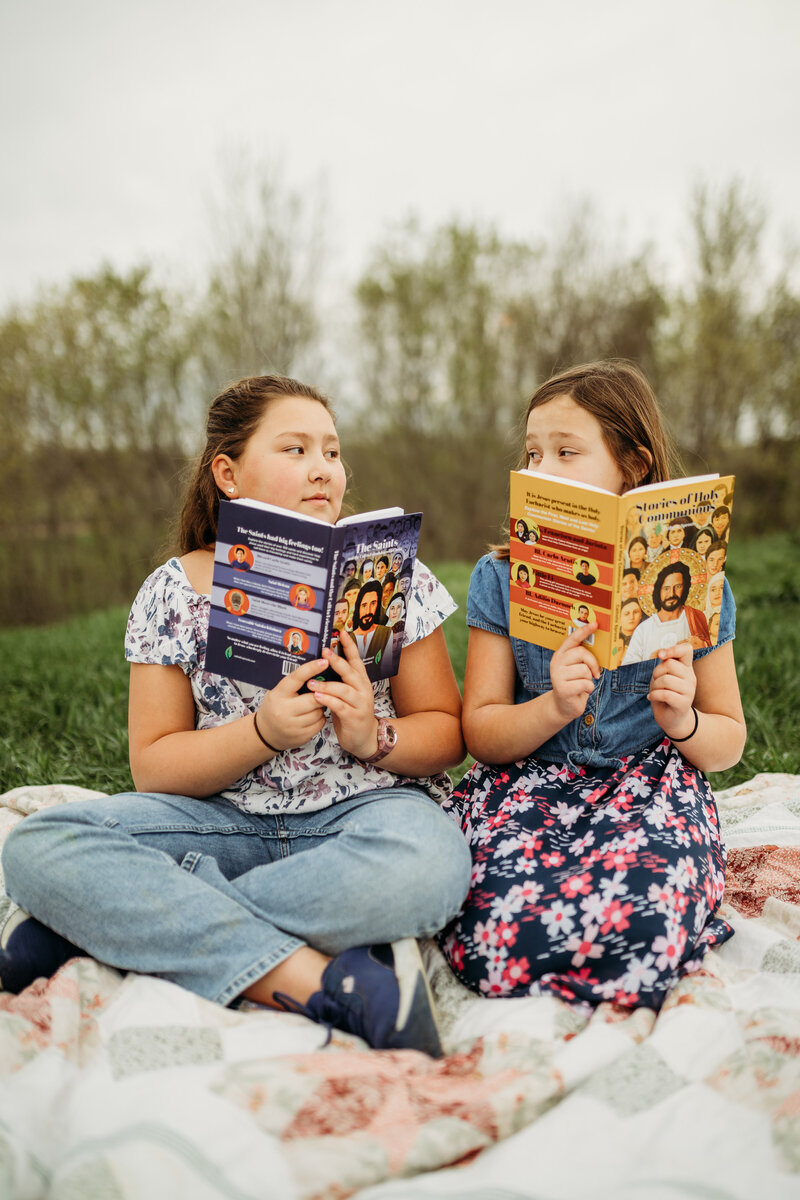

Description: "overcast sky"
1 0 797 308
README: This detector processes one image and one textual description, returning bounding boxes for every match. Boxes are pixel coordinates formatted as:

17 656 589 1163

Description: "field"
1 534 798 795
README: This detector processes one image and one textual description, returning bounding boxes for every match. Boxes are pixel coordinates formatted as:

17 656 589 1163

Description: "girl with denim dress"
439 361 746 1009
1 375 471 1056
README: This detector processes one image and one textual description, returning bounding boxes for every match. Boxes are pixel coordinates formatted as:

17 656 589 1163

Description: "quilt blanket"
1 774 799 1200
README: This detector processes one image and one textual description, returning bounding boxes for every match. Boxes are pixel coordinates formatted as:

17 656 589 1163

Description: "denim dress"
439 554 736 1010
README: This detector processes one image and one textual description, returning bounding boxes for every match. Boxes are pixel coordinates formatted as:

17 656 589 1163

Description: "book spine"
613 500 627 657
319 531 343 650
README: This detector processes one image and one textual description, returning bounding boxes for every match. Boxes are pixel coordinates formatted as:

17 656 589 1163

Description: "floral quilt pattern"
1 774 799 1199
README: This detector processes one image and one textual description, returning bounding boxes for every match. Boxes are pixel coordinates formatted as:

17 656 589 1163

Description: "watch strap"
360 717 397 763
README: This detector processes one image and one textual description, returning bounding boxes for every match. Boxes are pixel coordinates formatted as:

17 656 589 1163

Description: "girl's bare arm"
128 658 328 797
383 626 465 774
461 626 596 764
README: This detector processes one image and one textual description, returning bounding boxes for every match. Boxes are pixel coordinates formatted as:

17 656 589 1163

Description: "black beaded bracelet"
253 712 281 754
670 705 699 743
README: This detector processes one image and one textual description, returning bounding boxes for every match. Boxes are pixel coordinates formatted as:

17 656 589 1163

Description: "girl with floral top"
438 360 746 1009
1 375 471 1057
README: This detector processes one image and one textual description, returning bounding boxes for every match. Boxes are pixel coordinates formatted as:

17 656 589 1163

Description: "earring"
228 487 236 495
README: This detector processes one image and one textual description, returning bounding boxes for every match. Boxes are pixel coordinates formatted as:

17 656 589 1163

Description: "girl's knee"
2 799 113 896
2 814 54 904
432 808 472 897
394 804 472 930
3 807 60 866
345 793 471 933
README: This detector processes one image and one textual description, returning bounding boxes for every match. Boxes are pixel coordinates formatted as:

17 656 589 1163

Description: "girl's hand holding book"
549 623 601 722
307 630 383 762
647 641 697 739
256 657 329 754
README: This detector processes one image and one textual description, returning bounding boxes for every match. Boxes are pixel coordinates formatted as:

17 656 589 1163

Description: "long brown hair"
177 375 334 553
495 359 680 557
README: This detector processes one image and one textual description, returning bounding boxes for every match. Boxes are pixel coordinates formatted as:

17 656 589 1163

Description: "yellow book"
509 469 735 670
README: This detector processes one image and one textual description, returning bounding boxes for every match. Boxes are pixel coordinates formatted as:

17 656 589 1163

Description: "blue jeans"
2 787 472 1005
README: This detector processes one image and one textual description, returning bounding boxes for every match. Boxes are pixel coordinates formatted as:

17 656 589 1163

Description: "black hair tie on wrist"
670 705 699 743
253 712 281 754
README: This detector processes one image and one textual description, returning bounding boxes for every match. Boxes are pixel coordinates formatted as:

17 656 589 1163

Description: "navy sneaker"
0 907 86 994
277 939 443 1057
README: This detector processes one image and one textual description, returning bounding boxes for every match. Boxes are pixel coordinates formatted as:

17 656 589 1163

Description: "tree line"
2 167 798 626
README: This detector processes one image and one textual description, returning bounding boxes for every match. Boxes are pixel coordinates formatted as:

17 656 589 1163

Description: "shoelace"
273 989 336 1046
273 987 364 1046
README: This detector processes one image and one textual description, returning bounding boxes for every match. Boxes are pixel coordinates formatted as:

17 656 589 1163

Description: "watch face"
383 722 397 749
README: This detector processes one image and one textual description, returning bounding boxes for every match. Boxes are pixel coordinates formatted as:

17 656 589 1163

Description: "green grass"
715 532 800 787
0 606 133 794
1 535 798 794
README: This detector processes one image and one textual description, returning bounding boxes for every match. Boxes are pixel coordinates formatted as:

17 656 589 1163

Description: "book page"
234 499 404 527
509 471 619 668
337 506 403 526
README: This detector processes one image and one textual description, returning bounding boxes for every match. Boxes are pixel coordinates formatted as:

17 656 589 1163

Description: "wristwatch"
360 717 398 763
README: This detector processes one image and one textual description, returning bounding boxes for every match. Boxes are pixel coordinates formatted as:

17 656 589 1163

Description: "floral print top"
125 557 457 814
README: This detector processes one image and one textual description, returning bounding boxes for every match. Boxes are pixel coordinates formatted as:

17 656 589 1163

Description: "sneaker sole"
390 938 443 1058
0 907 29 950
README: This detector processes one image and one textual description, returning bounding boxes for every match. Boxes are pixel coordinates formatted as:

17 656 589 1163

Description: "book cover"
205 500 422 689
509 470 735 670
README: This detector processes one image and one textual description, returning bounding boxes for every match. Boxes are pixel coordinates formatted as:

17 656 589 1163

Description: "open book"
509 469 735 670
205 499 422 688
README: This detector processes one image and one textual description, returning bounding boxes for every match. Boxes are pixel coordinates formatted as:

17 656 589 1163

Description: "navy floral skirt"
438 739 733 1009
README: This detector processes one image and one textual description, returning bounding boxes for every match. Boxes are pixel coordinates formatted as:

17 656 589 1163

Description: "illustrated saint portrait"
622 559 711 664
290 583 316 610
224 589 249 615
229 544 253 571
569 602 595 644
574 557 597 586
284 628 308 654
